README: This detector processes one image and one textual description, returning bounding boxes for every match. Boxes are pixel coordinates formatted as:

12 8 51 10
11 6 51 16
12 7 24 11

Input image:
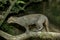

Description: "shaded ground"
49 23 60 33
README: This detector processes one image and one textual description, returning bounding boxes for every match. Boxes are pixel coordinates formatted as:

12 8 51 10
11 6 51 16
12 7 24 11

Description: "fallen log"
16 32 60 40
0 30 60 40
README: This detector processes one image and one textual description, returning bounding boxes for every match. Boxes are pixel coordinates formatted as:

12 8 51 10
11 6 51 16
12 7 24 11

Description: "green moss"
40 32 53 39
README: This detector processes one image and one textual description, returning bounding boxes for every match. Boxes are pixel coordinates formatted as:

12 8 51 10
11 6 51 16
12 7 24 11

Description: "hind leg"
36 20 44 31
36 17 45 31
44 19 49 32
24 25 30 34
36 23 44 31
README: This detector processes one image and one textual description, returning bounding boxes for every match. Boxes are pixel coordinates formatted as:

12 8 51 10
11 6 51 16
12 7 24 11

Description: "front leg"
25 26 30 34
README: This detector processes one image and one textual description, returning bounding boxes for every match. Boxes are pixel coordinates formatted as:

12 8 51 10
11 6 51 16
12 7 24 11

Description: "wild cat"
7 14 49 32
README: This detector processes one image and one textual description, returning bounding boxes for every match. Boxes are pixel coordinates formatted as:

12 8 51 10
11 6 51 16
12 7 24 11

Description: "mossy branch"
16 32 60 40
0 30 60 40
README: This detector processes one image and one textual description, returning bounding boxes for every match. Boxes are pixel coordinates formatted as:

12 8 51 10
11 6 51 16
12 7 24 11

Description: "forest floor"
49 23 60 33
41 23 60 33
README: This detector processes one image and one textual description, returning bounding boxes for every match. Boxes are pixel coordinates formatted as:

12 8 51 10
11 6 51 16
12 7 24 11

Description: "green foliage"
0 0 10 11
11 0 27 13
16 0 26 4
0 0 7 4
1 22 15 35
0 0 26 13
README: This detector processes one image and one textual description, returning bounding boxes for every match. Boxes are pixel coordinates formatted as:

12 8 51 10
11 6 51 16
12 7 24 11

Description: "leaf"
17 1 26 4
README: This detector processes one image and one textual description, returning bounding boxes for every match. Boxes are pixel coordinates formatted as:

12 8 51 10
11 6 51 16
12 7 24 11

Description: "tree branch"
16 32 60 40
0 30 60 40
0 30 15 40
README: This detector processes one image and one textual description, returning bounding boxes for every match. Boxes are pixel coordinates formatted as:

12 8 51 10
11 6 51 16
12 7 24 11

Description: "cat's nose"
7 19 14 23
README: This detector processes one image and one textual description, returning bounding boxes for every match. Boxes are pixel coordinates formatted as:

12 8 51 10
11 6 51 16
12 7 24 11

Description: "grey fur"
7 14 49 32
